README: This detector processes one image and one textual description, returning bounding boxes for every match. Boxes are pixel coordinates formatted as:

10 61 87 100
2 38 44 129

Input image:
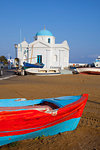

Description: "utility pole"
14 44 18 58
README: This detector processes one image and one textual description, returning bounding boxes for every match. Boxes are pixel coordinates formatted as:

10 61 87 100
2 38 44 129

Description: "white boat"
25 68 60 75
76 67 100 75
94 56 100 67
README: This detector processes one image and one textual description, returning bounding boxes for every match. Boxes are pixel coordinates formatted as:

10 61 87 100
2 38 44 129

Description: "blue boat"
23 62 44 69
0 94 88 146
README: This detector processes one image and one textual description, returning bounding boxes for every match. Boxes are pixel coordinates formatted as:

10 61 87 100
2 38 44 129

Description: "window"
37 55 42 64
48 38 50 43
54 55 57 62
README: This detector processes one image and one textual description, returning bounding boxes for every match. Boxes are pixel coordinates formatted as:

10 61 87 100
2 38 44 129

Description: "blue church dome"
36 29 53 36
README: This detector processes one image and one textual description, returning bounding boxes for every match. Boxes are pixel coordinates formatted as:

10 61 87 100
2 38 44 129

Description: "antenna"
44 25 46 30
20 28 22 43
20 28 22 52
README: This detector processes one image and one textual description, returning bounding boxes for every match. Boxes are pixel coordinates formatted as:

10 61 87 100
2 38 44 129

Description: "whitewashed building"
17 29 69 69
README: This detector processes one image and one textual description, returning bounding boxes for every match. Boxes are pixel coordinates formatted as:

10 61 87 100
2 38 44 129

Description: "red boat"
0 94 88 146
76 67 100 75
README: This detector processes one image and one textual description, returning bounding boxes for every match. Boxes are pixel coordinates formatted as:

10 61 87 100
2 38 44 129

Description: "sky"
0 0 100 63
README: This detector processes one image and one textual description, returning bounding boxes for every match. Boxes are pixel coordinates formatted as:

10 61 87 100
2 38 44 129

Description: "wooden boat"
76 67 100 75
0 94 88 146
25 68 60 75
23 62 44 69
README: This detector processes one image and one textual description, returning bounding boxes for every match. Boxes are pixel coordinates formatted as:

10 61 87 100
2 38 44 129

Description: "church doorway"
37 55 42 64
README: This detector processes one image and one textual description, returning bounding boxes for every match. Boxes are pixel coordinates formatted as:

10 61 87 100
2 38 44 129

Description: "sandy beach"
0 74 100 150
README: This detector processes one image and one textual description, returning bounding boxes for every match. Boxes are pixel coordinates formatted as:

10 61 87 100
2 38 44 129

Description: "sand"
0 74 100 150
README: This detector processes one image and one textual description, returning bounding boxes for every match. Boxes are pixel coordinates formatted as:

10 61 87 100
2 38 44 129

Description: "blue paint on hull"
0 117 80 146
23 62 44 68
0 95 81 107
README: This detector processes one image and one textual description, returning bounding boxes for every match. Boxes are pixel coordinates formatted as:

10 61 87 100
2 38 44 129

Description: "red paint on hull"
0 94 88 137
79 71 100 75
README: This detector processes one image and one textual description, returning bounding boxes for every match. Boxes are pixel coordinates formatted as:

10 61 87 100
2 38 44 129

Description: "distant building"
8 58 14 69
94 56 100 67
17 28 70 69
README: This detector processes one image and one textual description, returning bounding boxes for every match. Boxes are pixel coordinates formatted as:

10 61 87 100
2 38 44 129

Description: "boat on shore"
0 94 88 146
76 67 100 75
25 68 60 75
15 68 60 76
23 62 44 69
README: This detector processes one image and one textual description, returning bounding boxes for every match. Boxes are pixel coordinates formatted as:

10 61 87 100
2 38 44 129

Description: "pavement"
0 69 16 80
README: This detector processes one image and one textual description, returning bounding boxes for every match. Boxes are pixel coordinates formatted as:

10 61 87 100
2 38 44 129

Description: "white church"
17 28 69 69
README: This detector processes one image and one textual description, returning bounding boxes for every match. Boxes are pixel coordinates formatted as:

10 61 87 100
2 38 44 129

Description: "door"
37 55 42 64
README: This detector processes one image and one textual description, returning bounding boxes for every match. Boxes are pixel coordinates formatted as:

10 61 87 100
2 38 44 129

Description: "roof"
36 29 53 36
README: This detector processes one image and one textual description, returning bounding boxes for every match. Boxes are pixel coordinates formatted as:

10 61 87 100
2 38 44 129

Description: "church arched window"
48 38 50 43
54 55 57 62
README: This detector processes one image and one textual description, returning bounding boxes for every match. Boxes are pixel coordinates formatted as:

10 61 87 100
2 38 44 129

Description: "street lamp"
27 45 29 63
14 44 18 58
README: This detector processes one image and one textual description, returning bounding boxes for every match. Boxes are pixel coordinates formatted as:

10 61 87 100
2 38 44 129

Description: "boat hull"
76 67 100 75
25 68 60 75
23 62 44 69
0 94 88 146
0 117 80 146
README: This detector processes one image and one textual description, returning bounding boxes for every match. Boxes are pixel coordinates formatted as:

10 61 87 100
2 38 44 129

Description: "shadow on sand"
87 99 100 105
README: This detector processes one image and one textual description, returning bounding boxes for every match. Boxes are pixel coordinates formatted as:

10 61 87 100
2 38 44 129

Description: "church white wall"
45 50 52 68
50 48 69 69
51 48 59 68
18 47 28 66
17 41 29 66
37 36 55 44
28 47 52 69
